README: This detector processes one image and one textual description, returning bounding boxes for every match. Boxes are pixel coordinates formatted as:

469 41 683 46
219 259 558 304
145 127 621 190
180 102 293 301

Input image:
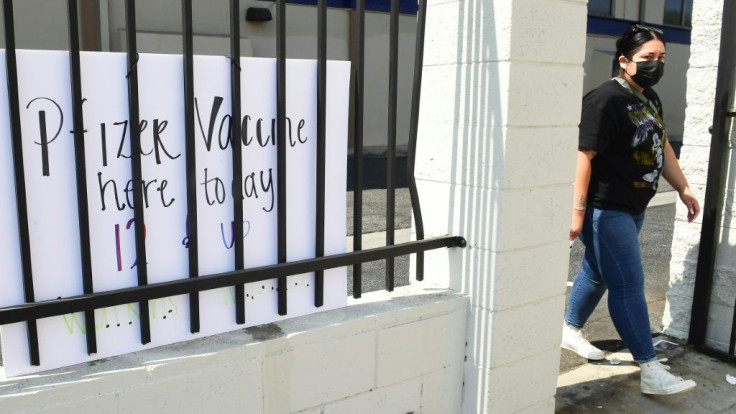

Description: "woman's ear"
618 55 628 70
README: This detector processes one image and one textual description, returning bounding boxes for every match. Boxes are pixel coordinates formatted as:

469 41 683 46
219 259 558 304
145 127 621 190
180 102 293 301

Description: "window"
664 0 693 27
588 0 613 16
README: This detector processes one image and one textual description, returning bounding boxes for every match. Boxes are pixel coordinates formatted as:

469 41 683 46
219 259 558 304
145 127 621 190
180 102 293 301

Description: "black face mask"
631 60 664 88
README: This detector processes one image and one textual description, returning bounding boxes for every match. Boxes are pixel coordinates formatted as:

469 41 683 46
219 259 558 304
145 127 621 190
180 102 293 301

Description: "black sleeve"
578 101 617 153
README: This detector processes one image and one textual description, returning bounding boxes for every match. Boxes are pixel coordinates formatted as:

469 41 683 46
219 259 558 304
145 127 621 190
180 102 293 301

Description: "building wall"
0 0 416 155
0 1 691 155
664 1 736 351
0 289 467 414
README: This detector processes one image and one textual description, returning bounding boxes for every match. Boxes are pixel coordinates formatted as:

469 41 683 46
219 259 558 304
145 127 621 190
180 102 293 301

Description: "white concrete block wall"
0 289 467 414
415 0 587 412
663 0 736 347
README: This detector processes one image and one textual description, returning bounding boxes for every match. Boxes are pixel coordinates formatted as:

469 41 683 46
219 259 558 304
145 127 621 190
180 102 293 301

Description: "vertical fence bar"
276 0 288 315
688 0 736 348
407 0 427 281
352 0 365 299
2 0 40 366
729 300 736 355
124 0 151 344
385 0 400 291
230 0 246 324
314 0 327 307
67 0 98 354
181 0 200 333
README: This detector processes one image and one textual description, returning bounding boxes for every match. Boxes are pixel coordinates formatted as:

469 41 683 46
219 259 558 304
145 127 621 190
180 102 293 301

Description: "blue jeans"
565 207 657 363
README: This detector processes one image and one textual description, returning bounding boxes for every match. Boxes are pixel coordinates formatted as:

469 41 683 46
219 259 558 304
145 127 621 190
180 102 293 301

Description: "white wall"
0 288 467 414
414 0 586 412
663 1 733 349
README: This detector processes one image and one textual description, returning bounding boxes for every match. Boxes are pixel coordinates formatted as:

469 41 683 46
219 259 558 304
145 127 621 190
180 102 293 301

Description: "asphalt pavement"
346 188 412 295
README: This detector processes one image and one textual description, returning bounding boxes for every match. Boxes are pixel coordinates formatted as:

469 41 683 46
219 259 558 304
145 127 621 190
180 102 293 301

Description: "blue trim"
284 0 351 7
267 0 417 14
587 16 691 45
350 0 417 14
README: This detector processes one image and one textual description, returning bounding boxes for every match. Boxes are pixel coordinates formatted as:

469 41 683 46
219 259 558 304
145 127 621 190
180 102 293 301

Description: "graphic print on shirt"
627 103 666 190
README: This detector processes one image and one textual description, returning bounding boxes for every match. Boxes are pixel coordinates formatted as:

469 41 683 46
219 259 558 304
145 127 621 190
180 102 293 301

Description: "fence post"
2 0 41 366
124 0 151 345
415 0 587 411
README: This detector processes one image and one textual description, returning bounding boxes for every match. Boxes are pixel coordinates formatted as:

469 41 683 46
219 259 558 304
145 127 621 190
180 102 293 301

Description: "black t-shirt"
579 79 667 215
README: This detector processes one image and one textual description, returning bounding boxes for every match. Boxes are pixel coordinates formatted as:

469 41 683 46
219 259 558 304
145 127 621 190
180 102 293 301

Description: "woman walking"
562 24 699 395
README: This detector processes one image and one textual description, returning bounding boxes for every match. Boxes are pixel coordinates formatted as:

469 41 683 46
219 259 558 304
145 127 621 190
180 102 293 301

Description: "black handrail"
0 236 466 326
408 0 428 281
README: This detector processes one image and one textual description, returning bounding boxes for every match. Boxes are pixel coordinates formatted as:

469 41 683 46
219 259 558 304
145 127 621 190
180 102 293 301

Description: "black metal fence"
688 0 736 364
0 0 465 367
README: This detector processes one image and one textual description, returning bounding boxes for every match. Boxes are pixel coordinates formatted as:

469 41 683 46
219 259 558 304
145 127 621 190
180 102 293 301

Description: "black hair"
614 24 666 77
615 24 666 61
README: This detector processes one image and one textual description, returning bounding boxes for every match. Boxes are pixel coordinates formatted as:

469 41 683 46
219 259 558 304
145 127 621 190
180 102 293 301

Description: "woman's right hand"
570 149 595 241
569 209 585 241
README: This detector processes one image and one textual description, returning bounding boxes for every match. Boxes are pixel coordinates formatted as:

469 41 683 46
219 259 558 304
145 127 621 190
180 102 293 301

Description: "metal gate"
0 0 465 368
688 0 736 363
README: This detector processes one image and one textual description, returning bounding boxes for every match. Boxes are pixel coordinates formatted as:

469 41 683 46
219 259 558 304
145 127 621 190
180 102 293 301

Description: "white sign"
0 50 350 377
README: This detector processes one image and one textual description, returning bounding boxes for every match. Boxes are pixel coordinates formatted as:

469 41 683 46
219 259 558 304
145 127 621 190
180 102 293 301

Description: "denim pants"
564 207 657 363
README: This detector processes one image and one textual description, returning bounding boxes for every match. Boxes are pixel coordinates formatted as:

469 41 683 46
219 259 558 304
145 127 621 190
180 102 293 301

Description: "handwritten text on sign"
0 50 349 377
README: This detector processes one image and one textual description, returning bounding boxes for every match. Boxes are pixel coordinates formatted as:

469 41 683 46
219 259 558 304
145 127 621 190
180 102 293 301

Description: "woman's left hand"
679 187 700 222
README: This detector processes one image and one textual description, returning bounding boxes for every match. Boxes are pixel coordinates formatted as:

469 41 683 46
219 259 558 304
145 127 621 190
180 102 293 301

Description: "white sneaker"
561 323 605 360
640 358 696 395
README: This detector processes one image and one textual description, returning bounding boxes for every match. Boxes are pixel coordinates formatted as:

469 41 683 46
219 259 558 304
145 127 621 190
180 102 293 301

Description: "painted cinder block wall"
414 0 587 412
0 290 468 413
663 0 736 351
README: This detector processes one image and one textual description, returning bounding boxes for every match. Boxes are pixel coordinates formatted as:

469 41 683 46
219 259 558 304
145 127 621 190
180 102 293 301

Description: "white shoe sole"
561 342 605 360
641 380 696 395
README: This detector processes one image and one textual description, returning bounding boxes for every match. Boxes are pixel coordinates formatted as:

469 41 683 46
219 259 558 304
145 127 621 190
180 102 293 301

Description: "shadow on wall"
444 0 504 408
